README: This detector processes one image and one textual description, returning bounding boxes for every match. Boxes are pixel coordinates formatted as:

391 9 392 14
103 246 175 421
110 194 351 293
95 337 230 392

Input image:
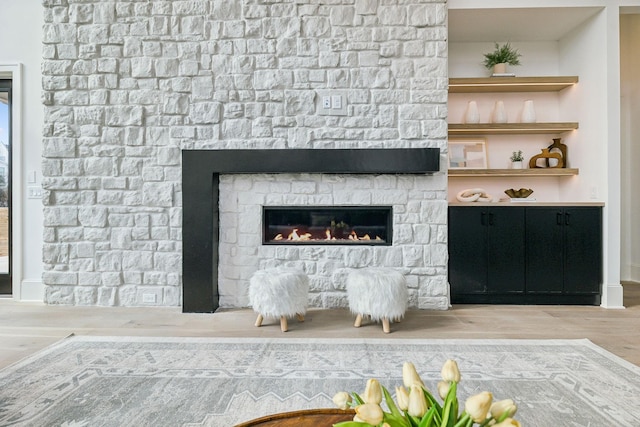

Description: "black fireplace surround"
182 148 440 313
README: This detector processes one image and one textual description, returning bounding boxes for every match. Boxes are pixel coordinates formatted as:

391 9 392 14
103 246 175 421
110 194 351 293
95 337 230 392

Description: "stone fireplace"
182 148 443 313
40 0 449 309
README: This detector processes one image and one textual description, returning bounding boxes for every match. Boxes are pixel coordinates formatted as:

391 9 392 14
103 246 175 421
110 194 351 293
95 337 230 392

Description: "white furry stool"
249 267 309 332
346 268 408 333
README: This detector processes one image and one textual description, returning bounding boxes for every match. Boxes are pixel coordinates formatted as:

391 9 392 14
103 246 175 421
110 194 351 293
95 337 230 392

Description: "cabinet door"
487 207 525 293
563 207 602 294
526 208 564 293
448 207 487 295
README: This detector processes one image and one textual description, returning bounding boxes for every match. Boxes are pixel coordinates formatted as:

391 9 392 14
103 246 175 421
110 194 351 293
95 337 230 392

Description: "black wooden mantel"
181 148 440 313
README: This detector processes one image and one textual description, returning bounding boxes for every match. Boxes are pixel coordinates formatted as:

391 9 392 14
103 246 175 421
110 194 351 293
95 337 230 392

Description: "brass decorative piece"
505 188 534 198
547 137 568 168
529 148 563 168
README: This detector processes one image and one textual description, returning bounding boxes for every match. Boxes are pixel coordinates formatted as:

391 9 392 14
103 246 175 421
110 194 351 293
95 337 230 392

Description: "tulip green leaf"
383 412 411 427
382 385 403 419
351 392 364 406
452 413 472 427
408 414 422 427
418 406 436 427
441 382 458 427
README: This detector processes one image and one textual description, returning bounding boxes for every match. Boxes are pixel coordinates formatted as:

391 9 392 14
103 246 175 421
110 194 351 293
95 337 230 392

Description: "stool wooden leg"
354 313 363 328
382 317 391 334
296 313 305 322
280 316 288 332
254 314 264 327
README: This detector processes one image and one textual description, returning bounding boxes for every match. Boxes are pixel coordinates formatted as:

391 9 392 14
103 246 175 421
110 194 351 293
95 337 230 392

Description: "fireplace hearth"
182 148 440 313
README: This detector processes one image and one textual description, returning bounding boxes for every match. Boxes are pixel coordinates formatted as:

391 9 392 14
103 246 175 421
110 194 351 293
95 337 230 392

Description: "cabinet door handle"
565 212 571 225
557 212 563 225
488 212 494 225
481 212 486 226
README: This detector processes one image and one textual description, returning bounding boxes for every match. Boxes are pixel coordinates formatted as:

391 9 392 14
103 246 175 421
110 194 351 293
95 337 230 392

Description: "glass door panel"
0 79 11 294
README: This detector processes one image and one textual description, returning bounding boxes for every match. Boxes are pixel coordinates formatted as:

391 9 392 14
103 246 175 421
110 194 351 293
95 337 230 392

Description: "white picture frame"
448 138 488 169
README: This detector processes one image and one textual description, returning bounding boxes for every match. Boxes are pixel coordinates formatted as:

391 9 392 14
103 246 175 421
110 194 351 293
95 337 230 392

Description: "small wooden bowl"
234 408 355 427
505 188 534 198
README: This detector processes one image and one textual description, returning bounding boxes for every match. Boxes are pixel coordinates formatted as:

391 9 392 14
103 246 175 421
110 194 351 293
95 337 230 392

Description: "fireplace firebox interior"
263 206 392 245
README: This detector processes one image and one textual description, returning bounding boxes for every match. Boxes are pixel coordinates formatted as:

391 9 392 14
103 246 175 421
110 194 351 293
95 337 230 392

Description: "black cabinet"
448 205 602 305
526 207 602 301
449 207 525 302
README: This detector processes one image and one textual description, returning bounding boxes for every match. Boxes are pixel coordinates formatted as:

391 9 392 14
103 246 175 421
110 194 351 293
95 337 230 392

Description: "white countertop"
449 201 605 207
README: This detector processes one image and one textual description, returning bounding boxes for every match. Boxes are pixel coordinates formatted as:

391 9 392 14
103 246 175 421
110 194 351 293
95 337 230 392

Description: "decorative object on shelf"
456 188 493 203
547 137 568 168
464 100 480 124
492 100 508 123
521 99 536 123
505 188 534 198
448 138 488 169
529 148 564 168
332 360 520 427
510 150 524 169
483 42 521 76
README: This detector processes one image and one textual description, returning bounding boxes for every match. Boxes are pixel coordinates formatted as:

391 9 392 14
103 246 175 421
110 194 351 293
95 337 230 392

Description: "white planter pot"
493 63 507 74
512 161 523 169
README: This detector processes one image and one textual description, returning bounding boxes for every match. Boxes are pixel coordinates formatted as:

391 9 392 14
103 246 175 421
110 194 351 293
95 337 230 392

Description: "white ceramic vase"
492 100 507 123
511 161 523 169
464 101 480 124
522 99 536 123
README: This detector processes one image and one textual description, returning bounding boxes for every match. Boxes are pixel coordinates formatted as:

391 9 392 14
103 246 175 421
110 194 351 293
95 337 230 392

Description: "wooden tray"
234 408 355 427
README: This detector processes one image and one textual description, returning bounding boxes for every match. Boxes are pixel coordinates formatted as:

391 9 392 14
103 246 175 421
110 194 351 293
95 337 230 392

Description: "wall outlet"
142 293 157 304
27 186 43 199
590 186 598 199
322 96 331 109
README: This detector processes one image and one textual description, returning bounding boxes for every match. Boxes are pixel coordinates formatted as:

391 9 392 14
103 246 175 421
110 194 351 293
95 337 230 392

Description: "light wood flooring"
1 282 639 370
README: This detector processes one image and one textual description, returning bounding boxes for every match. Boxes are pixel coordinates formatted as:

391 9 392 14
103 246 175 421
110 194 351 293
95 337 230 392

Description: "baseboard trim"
601 282 625 309
17 280 44 301
629 263 640 283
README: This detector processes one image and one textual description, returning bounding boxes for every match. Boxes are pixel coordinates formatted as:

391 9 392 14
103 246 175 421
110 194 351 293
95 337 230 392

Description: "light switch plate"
316 90 347 116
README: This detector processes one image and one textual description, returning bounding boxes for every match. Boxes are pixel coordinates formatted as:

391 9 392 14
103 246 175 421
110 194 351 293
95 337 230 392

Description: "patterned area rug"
1 336 639 426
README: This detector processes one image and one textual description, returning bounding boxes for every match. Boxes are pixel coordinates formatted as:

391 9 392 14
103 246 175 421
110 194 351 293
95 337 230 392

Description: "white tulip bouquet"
332 360 520 427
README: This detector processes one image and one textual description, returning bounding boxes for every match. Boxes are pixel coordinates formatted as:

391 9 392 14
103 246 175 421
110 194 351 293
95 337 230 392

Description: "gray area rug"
1 336 639 426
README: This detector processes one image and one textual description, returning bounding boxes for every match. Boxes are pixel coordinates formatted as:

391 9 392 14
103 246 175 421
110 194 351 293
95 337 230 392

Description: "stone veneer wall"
219 173 449 310
41 0 448 307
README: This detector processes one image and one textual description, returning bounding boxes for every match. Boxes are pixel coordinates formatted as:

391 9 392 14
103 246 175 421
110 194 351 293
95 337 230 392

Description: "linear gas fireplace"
263 206 392 245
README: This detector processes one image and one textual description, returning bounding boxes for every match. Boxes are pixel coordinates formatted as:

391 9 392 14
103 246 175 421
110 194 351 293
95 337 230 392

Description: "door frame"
0 64 23 299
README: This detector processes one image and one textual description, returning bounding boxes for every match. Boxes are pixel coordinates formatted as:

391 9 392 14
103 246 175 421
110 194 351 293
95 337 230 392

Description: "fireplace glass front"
263 206 392 245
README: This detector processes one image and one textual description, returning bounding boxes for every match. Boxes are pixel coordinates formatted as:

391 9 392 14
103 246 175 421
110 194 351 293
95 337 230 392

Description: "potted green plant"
483 43 522 75
510 150 524 169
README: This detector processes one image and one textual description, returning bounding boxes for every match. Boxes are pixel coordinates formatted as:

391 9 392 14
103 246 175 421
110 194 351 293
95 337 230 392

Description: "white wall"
620 14 640 282
0 0 44 300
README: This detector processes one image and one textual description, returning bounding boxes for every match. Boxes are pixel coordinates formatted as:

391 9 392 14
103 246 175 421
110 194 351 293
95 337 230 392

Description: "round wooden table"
234 408 354 426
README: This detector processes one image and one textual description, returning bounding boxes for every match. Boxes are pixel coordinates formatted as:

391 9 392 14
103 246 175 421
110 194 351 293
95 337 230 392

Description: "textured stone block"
105 106 144 126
